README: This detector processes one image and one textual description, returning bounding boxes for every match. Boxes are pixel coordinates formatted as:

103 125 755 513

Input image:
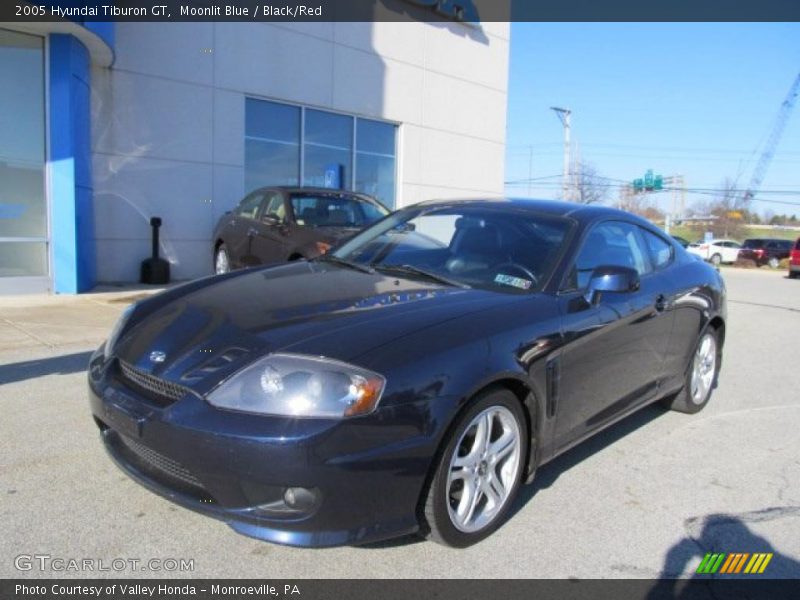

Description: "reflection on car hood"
115 261 510 394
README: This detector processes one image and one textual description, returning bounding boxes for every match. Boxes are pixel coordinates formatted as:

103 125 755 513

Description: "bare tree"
573 161 608 205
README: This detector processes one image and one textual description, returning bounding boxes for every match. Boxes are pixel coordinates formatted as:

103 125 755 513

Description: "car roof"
253 186 381 202
408 197 655 227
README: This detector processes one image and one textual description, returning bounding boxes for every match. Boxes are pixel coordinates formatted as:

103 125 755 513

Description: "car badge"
149 350 167 363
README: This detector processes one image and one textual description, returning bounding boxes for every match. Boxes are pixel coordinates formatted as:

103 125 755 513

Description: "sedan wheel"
422 389 527 547
663 328 720 414
215 245 230 275
710 253 722 266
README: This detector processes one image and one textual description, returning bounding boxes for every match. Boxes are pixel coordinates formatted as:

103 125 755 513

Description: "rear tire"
421 389 527 548
789 271 799 279
709 253 722 266
663 327 720 414
214 244 231 275
768 257 780 269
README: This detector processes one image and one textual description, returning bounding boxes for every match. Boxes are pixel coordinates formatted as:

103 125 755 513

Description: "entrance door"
0 29 48 293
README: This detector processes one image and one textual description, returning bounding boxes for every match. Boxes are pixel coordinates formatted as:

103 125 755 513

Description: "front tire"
214 244 231 275
663 327 720 414
421 389 527 547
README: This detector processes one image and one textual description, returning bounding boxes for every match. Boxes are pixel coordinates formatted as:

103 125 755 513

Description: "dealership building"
0 18 509 293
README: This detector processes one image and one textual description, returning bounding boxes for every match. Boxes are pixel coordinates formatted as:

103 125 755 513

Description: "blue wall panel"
49 34 95 293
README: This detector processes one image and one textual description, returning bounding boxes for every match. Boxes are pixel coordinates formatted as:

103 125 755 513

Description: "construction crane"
740 71 800 207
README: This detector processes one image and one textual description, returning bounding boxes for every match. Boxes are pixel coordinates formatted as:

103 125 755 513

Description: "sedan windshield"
290 193 388 228
331 206 572 293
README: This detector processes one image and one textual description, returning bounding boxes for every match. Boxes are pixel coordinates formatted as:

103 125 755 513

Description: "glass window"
262 192 286 222
303 109 352 189
568 222 649 290
333 207 572 293
641 229 673 270
290 193 388 228
244 99 397 207
356 118 396 209
244 99 300 193
235 192 263 219
0 29 46 278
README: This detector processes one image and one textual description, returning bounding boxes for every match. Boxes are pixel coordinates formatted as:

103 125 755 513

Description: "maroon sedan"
213 187 389 274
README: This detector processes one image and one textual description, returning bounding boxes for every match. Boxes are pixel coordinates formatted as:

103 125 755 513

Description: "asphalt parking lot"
1 268 798 579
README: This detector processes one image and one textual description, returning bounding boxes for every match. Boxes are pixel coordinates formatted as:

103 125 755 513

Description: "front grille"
118 434 203 489
118 361 188 406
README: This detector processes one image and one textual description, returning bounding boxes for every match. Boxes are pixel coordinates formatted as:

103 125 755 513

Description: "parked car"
90 199 726 548
671 235 690 248
212 187 389 274
686 238 742 265
790 237 800 279
738 238 793 268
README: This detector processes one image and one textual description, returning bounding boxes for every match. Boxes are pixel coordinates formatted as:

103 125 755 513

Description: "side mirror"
584 265 640 305
262 214 281 226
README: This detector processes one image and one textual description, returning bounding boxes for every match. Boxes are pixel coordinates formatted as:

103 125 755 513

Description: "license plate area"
103 388 151 438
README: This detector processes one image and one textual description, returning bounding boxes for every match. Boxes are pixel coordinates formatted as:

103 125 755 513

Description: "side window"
567 221 649 290
262 193 285 222
641 229 673 271
235 193 263 219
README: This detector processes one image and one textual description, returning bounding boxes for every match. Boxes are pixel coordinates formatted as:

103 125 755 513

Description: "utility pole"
551 107 571 201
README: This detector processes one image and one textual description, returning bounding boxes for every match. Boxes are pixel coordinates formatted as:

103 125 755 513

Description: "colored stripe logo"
696 552 773 574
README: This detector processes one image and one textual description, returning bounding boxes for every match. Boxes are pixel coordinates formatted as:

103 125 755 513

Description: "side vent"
546 357 560 418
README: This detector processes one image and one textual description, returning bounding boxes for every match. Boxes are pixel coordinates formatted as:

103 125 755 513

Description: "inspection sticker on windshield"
494 273 532 290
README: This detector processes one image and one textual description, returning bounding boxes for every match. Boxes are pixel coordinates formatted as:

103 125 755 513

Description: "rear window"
290 194 388 228
742 239 764 249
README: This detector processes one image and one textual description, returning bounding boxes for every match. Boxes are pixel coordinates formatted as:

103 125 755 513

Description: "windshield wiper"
316 254 375 274
373 264 470 288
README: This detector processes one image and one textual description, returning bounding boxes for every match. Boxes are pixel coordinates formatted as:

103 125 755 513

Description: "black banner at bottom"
2 579 798 600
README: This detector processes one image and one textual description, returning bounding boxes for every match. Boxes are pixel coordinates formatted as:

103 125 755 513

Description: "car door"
722 241 741 263
553 220 674 451
227 191 265 268
249 191 291 265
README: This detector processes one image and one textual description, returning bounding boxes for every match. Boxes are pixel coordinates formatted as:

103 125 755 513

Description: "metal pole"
551 107 572 201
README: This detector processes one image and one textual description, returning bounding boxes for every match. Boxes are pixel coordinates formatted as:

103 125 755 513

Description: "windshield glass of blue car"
290 193 388 228
330 207 572 293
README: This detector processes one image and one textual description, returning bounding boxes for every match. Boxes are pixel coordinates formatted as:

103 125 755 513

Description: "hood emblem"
149 350 167 363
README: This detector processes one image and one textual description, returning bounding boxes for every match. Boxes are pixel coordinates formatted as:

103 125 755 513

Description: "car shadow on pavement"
0 350 92 385
359 402 667 550
646 509 800 597
510 402 666 519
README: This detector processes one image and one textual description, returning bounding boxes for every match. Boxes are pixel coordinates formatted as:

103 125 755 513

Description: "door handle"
247 227 258 237
654 294 667 313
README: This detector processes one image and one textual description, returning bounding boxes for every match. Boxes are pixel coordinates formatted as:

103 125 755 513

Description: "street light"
550 107 571 201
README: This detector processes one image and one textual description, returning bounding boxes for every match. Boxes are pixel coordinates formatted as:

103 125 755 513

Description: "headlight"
103 303 136 361
206 353 386 418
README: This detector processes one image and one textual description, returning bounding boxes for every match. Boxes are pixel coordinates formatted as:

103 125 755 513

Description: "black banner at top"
2 0 800 22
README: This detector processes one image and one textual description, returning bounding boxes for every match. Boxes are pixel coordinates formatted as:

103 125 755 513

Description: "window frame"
639 226 675 272
560 219 654 293
244 96 399 207
234 191 265 221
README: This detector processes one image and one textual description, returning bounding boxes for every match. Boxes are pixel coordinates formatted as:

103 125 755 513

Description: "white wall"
91 21 509 282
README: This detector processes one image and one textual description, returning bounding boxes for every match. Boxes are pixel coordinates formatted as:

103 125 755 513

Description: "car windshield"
290 193 388 228
330 206 572 293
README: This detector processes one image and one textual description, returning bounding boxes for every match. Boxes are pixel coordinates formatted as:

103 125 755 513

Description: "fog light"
283 487 318 511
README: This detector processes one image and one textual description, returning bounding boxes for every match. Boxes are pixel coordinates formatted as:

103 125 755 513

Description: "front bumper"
88 350 454 547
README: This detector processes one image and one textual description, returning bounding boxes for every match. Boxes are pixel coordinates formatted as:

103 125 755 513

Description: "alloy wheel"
215 248 230 274
690 333 717 404
446 406 521 533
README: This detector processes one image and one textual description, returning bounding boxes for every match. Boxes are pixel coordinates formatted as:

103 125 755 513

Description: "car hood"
115 261 514 394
